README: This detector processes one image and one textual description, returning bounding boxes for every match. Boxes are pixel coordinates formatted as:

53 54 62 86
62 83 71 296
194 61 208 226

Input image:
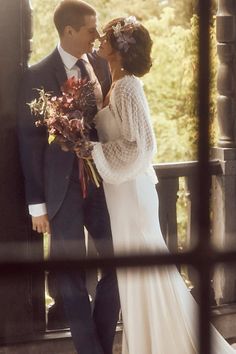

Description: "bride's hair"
104 17 153 77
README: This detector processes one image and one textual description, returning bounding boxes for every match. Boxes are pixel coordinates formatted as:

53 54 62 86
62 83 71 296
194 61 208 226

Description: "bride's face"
97 33 114 60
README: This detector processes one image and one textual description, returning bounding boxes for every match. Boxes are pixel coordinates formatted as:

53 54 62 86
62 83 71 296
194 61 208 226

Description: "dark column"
0 0 45 343
216 0 236 148
212 0 236 304
157 177 179 253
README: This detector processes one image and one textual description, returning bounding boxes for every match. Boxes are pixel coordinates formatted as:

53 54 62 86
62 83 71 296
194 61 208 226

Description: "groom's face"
71 15 99 56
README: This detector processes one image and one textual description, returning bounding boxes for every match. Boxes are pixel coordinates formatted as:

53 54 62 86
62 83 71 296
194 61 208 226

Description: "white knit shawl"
92 75 157 185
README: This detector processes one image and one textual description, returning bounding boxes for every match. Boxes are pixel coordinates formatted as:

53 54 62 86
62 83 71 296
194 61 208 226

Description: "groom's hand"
32 214 50 235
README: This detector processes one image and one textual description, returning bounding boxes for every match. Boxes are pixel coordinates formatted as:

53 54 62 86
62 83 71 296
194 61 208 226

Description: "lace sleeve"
92 77 156 184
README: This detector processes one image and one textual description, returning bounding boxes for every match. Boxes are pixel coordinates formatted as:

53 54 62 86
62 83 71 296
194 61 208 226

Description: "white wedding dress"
92 75 235 354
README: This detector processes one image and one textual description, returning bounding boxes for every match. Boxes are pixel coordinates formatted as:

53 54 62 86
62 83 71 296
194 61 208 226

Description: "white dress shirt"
29 44 103 217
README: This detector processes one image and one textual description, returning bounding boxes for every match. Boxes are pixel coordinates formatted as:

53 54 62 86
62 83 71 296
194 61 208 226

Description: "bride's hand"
75 149 92 159
74 141 94 159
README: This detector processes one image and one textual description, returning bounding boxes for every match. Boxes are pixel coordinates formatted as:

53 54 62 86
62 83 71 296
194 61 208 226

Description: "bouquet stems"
78 157 101 198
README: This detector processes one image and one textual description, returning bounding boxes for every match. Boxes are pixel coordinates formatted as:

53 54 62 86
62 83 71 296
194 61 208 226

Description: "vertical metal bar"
198 0 211 353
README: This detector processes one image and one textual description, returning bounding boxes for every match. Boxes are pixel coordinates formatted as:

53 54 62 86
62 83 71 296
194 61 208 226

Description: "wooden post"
0 0 45 343
156 177 179 253
211 148 236 303
216 0 236 148
212 0 236 304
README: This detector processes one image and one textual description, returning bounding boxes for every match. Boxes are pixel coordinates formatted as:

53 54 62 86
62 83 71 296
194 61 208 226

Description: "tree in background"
168 0 217 27
30 0 217 164
30 0 162 63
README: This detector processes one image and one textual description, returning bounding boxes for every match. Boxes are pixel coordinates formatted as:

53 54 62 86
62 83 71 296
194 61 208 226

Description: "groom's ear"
64 25 73 36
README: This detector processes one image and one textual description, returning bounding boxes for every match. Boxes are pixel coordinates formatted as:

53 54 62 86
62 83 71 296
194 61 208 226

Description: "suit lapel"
51 48 67 92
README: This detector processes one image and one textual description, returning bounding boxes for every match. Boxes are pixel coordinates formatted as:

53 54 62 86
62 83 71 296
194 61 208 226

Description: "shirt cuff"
28 203 47 217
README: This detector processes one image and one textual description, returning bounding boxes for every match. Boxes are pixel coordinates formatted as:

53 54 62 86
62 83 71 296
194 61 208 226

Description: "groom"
17 1 120 353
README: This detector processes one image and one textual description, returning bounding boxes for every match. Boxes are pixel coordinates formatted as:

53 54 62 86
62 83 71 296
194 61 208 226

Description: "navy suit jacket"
18 48 111 219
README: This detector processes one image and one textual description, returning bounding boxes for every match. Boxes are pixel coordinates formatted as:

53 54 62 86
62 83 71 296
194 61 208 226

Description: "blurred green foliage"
30 0 217 164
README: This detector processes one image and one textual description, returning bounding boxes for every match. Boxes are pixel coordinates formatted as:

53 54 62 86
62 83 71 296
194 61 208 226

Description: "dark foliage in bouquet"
29 77 101 197
29 77 96 154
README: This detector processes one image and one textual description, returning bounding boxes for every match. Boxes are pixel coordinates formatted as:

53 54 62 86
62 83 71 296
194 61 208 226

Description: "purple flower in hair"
116 33 136 53
112 16 139 53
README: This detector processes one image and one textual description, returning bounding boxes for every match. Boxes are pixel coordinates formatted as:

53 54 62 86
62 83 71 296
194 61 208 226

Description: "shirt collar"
57 44 89 70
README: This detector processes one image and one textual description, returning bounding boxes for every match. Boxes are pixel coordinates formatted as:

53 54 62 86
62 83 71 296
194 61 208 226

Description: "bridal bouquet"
29 77 101 198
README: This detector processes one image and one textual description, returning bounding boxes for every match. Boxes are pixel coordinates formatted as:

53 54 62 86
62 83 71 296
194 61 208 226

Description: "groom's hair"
54 0 96 37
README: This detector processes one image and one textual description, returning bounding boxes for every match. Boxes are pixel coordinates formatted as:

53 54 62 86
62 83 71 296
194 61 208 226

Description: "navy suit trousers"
50 160 120 354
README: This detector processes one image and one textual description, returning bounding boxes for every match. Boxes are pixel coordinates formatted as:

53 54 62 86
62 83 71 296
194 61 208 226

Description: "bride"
89 16 235 354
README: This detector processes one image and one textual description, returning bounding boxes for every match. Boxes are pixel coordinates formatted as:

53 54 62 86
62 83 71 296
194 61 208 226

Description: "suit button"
65 175 69 180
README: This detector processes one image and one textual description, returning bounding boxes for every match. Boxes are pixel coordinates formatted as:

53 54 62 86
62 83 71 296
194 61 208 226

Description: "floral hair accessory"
112 16 140 53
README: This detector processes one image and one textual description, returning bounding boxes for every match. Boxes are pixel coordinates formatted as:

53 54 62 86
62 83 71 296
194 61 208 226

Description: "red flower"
29 77 100 198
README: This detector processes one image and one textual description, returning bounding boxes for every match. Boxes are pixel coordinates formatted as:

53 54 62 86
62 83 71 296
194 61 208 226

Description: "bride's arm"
92 79 156 184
